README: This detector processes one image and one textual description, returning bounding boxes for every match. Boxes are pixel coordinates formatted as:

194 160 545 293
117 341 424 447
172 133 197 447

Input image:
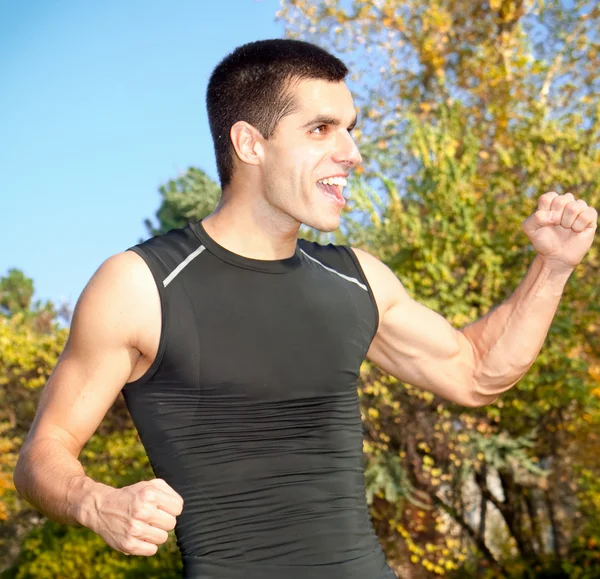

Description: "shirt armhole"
340 245 380 343
123 246 169 388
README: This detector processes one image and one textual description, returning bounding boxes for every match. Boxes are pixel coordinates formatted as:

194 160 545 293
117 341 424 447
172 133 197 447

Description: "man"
14 39 597 579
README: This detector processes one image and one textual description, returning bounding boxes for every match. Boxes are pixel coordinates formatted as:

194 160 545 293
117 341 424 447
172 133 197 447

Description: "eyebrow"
302 114 358 131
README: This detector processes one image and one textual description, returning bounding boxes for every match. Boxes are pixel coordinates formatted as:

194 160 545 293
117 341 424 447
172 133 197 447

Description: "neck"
202 183 300 260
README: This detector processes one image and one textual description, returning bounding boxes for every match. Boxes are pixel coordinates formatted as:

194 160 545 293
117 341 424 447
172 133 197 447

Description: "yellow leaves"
368 407 380 419
0 315 66 390
589 364 600 382
335 10 349 24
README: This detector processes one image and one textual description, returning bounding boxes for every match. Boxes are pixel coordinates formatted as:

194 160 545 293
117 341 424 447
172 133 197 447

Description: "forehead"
286 79 356 123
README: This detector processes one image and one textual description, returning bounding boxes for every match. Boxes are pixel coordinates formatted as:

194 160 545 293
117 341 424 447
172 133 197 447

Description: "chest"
168 263 376 400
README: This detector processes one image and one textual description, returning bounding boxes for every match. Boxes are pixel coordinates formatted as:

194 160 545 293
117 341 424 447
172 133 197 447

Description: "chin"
303 216 341 233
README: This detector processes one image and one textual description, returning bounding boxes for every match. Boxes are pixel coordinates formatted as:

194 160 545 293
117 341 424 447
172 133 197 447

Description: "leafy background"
1 0 599 577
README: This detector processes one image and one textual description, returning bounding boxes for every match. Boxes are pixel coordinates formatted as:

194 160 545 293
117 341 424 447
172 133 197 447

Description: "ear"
229 121 264 167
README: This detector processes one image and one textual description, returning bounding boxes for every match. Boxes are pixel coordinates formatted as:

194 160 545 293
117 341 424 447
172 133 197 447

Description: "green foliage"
4 1 600 577
0 273 70 570
0 270 34 317
0 269 59 331
0 310 68 523
144 167 220 236
0 269 154 575
280 0 600 576
2 521 181 579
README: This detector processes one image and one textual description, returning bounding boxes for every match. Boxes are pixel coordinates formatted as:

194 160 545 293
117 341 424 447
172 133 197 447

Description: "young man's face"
260 79 362 232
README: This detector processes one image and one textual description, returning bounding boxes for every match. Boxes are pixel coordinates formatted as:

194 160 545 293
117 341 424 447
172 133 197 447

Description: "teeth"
318 176 347 187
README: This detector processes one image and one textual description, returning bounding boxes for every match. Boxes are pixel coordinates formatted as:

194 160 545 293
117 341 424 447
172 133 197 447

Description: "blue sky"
0 0 284 310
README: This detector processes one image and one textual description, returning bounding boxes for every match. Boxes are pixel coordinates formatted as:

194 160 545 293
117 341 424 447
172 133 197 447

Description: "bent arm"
355 249 572 407
461 255 571 397
13 251 158 525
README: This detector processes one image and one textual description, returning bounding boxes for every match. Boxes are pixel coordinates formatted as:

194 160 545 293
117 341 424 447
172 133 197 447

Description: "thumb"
523 210 559 236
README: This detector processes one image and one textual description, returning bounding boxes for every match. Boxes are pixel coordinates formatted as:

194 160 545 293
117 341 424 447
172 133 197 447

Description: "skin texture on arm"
355 249 491 407
356 192 597 408
14 251 146 522
13 251 183 556
357 249 571 407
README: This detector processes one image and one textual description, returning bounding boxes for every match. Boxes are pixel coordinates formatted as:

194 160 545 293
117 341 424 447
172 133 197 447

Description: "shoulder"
349 247 409 315
130 224 206 288
72 251 157 343
85 250 154 301
298 238 360 275
132 225 202 267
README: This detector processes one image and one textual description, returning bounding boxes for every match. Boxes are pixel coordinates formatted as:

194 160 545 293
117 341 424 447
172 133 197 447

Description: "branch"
432 493 508 575
539 19 585 107
475 469 506 516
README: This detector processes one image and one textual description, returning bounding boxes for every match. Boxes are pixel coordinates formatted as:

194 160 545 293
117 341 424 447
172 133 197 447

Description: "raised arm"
13 250 183 556
356 191 597 407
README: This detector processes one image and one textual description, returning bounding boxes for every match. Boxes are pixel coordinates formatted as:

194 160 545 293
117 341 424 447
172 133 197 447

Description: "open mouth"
317 176 347 207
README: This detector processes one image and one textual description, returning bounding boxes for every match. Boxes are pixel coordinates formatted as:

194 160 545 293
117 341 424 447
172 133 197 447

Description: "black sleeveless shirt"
122 221 396 579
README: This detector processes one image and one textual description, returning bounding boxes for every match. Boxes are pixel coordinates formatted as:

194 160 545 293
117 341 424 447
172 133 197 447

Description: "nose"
333 130 362 168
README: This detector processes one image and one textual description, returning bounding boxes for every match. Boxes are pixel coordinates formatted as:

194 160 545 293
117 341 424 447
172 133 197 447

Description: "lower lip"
317 182 346 208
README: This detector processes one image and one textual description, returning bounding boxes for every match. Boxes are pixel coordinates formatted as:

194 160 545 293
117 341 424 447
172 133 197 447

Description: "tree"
278 0 599 576
0 270 68 570
144 167 220 237
0 270 179 576
0 270 34 318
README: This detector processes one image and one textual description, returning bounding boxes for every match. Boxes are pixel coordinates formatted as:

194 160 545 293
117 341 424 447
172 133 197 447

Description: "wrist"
536 254 576 277
533 255 573 297
66 475 109 529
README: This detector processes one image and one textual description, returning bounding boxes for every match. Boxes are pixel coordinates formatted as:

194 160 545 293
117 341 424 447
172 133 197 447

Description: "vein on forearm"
15 437 88 525
461 255 572 397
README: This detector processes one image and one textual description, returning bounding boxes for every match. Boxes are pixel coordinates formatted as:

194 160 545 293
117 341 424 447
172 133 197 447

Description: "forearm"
14 437 108 526
462 254 573 397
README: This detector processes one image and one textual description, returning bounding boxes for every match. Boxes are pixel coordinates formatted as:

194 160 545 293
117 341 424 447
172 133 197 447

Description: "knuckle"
126 519 143 536
141 488 157 503
564 204 577 216
132 502 150 520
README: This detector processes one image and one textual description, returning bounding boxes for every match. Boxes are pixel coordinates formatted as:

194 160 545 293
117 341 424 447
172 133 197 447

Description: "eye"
311 124 328 135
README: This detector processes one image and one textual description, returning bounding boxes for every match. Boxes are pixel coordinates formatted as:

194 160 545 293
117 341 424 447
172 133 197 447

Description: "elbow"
13 439 45 500
13 450 31 499
471 369 523 404
461 389 499 408
442 377 499 408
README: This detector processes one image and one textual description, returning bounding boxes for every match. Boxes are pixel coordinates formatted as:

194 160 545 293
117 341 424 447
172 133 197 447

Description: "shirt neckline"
189 221 303 274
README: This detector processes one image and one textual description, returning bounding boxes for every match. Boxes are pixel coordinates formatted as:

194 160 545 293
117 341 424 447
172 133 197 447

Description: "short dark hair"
206 39 348 188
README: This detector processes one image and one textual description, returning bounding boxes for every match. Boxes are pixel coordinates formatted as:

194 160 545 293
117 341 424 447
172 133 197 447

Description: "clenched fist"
523 191 597 270
88 478 184 556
